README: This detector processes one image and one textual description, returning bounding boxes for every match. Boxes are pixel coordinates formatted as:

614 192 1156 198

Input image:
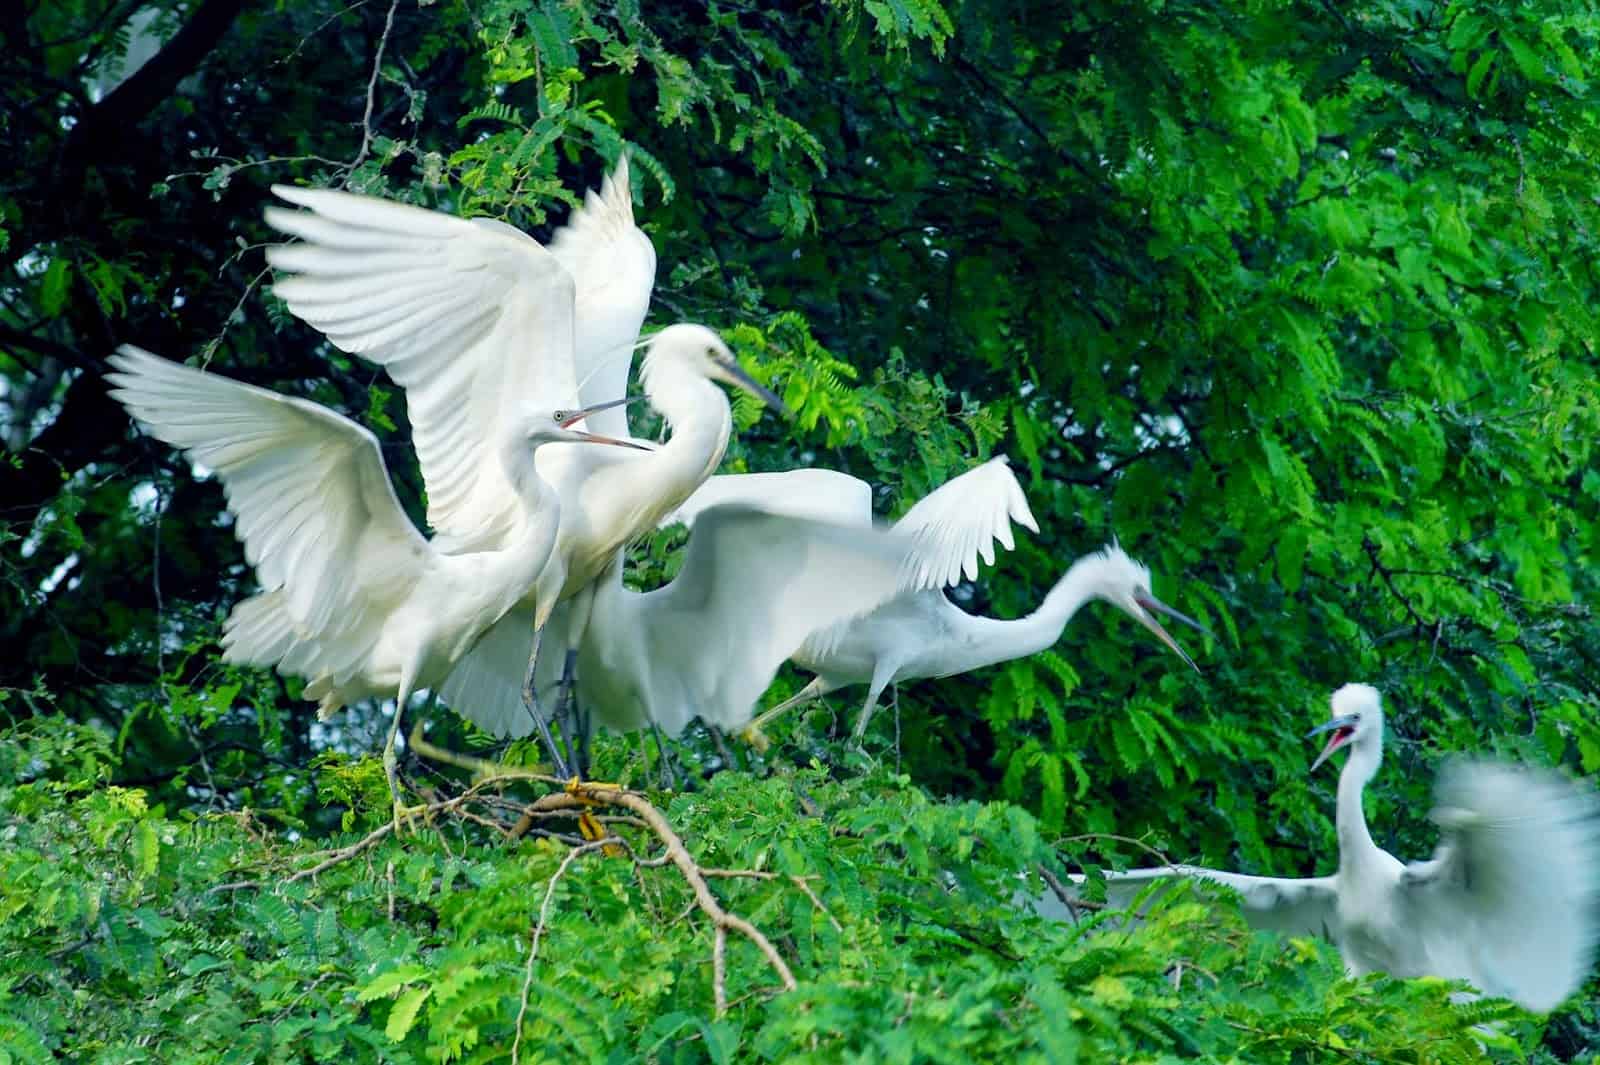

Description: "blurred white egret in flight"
261 159 789 776
668 457 1205 747
1050 683 1600 1013
105 346 643 825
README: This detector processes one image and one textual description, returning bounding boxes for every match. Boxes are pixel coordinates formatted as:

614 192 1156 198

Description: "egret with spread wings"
1049 683 1600 1014
262 160 789 777
671 457 1205 747
106 346 642 827
437 504 924 760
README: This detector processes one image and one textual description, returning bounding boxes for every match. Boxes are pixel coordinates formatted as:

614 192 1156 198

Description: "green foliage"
0 719 1535 1062
3 0 1599 1059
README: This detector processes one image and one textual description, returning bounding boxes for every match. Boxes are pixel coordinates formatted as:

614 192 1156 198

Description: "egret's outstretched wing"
1048 866 1341 941
1394 760 1600 1012
661 468 874 531
893 456 1038 591
264 185 578 550
548 157 657 439
106 346 427 639
635 504 916 735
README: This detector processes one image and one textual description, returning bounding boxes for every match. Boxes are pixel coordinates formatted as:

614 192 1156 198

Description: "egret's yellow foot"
390 799 427 836
740 724 772 753
564 775 622 796
566 778 624 857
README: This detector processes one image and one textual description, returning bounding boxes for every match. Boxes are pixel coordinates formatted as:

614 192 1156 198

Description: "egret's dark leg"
554 583 598 782
554 648 581 776
573 696 592 780
650 722 679 791
522 625 572 781
707 722 741 775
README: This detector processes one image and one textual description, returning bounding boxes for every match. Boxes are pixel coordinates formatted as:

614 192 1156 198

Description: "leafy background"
2 0 1597 1060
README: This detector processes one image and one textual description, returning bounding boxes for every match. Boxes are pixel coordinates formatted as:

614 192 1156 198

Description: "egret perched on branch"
669 458 1205 747
105 345 643 826
1050 684 1600 1014
262 160 789 776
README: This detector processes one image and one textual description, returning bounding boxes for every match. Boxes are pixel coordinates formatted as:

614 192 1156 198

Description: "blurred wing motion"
265 185 578 551
106 345 426 686
661 468 873 530
548 156 657 439
631 504 918 734
1059 866 1341 941
893 455 1038 591
1394 759 1600 1013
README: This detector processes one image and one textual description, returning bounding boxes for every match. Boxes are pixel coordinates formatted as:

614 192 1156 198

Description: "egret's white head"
519 397 652 450
1082 542 1205 672
639 323 792 417
1308 683 1384 772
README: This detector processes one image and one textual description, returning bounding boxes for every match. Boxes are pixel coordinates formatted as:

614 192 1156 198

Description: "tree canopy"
2 0 1597 1061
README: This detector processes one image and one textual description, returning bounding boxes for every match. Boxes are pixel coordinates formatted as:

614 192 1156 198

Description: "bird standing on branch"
262 159 789 778
106 345 643 829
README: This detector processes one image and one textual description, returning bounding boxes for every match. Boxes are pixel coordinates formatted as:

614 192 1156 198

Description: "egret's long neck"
483 440 562 603
943 558 1103 674
1334 736 1383 873
630 362 733 517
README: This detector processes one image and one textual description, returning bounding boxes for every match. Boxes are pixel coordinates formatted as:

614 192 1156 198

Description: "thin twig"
512 838 610 1065
1061 833 1177 870
199 266 270 369
564 785 798 992
347 0 399 174
712 927 728 1017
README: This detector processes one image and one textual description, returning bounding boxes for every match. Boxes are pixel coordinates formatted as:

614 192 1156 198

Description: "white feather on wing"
265 185 580 552
891 456 1038 592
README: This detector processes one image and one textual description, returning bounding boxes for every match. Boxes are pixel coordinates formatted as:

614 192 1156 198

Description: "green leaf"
356 965 430 1003
39 258 70 317
385 985 431 1042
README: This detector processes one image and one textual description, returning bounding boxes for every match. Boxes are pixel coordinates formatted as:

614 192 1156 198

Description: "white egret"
261 163 789 774
439 503 923 749
1050 683 1600 1014
105 345 644 824
670 458 1205 746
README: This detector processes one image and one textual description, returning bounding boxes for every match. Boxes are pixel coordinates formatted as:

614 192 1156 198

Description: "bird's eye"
705 346 718 358
552 409 572 422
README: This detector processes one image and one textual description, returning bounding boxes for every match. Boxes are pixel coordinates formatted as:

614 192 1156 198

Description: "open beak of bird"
1130 589 1207 673
716 357 793 419
1306 714 1359 773
558 396 653 450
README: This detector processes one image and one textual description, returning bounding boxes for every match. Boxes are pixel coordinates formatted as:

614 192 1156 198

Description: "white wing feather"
629 504 917 735
660 468 874 530
264 185 578 551
547 157 657 439
1395 759 1600 1012
892 456 1038 591
106 345 428 644
1075 866 1342 941
438 502 912 739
